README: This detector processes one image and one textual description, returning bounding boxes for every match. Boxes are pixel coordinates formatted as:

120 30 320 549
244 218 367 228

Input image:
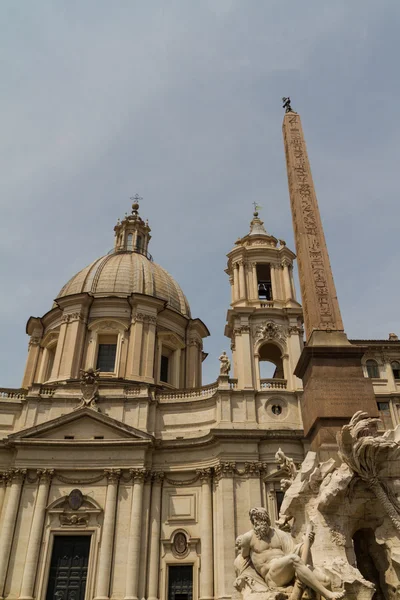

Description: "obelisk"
282 99 378 454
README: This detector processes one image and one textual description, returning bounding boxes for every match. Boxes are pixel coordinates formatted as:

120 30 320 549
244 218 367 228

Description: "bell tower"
224 210 304 392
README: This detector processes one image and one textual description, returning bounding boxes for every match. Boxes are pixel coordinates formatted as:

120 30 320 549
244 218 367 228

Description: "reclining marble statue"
235 507 345 600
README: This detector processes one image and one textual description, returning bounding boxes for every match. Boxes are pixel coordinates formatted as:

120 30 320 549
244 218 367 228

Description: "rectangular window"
275 490 285 514
377 401 393 430
96 335 117 372
45 347 56 381
256 264 272 300
160 355 169 383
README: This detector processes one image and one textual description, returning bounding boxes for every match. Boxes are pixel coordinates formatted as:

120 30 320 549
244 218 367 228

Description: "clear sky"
1 1 399 387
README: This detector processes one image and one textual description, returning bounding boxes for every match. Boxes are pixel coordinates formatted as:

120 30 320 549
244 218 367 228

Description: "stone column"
147 473 164 600
251 263 258 300
254 354 261 390
198 469 214 600
239 326 253 389
0 469 26 598
229 276 234 304
19 470 54 600
95 469 121 600
58 312 87 380
137 477 152 600
22 336 42 389
0 473 7 519
238 261 246 300
143 317 157 381
270 264 278 301
187 339 199 388
126 313 144 379
173 348 181 388
232 264 239 302
214 463 236 600
282 260 292 301
125 470 146 600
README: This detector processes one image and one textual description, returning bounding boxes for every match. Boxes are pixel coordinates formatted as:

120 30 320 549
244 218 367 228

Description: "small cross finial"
252 202 262 216
130 193 143 203
282 97 293 113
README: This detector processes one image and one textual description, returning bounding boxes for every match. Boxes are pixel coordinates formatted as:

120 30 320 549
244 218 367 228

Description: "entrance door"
46 536 91 600
168 565 193 600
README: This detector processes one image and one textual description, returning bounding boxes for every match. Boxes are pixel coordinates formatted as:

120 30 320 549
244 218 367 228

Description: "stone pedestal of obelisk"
282 106 378 457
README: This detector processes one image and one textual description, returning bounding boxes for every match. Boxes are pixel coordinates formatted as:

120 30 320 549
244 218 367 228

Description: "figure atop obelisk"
282 99 377 454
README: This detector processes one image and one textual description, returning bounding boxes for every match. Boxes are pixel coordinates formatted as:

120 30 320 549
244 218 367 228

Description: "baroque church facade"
0 110 399 600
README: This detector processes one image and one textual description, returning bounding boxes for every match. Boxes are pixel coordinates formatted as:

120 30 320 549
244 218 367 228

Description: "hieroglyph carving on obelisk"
282 111 344 340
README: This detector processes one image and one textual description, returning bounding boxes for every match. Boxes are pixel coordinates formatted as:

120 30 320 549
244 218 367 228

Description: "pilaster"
0 469 26 599
94 469 121 600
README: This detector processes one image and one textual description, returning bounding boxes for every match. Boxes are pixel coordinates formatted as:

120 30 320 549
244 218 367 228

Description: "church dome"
56 250 191 317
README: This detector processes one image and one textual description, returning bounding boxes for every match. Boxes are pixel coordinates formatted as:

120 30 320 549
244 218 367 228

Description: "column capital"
28 336 41 348
129 468 147 483
244 462 264 477
7 468 27 484
214 461 236 481
151 471 164 484
37 468 54 483
281 258 292 268
104 468 121 483
196 468 213 483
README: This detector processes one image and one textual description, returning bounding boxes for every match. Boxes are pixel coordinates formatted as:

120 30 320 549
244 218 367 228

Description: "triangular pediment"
8 408 154 443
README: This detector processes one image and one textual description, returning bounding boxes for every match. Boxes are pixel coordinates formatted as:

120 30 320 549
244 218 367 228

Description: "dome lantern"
113 194 151 258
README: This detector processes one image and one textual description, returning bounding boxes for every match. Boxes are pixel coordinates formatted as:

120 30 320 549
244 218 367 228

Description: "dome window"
127 233 133 251
96 335 118 373
160 355 170 383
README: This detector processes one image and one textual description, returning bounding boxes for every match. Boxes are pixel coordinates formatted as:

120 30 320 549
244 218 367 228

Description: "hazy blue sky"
1 1 399 387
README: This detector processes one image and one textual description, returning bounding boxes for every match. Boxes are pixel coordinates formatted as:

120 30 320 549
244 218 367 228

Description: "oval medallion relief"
173 532 188 556
68 489 84 511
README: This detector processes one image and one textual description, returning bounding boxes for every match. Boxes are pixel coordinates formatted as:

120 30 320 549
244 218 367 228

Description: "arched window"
136 235 142 251
259 342 284 382
127 233 133 250
366 359 379 379
391 361 400 380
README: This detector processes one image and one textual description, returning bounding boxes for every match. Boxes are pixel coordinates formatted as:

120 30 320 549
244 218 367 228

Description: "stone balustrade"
157 381 218 402
229 379 238 390
260 301 274 308
260 378 287 389
0 388 27 400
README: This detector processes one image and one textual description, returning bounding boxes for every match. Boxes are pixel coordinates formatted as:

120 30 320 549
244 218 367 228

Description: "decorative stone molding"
54 471 106 485
254 321 287 346
281 258 292 268
59 512 89 527
75 368 100 411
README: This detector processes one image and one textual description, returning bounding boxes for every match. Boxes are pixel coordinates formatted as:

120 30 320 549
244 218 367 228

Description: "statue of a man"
239 508 344 600
219 351 231 375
